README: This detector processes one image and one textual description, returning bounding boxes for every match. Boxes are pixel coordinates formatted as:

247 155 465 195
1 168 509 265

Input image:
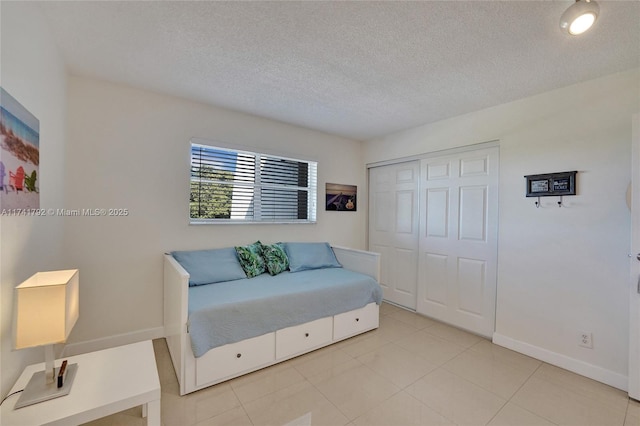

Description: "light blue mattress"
188 268 383 358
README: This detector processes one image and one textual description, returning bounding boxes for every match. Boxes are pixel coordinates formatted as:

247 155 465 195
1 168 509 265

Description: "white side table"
1 340 161 426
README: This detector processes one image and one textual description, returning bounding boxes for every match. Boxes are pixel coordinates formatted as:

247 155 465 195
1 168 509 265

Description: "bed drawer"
195 332 275 386
333 303 379 340
276 317 333 360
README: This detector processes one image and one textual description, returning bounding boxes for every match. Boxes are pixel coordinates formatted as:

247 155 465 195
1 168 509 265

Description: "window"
190 142 317 223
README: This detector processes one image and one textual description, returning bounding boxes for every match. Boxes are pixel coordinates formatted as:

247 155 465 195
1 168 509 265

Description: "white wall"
365 69 639 389
0 2 68 397
64 76 366 347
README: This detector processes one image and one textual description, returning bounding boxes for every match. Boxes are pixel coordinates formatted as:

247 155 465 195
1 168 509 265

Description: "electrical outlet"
579 331 593 349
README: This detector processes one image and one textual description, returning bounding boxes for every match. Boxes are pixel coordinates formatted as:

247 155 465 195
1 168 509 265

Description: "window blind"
190 142 317 223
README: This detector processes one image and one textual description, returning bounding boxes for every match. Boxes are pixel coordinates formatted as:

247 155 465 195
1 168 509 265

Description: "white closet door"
368 161 419 309
417 147 499 337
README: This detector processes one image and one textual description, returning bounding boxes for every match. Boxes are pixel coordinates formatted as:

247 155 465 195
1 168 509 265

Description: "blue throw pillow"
284 242 342 273
171 248 246 286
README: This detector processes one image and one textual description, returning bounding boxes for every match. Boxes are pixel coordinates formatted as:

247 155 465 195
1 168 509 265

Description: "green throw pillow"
235 241 266 278
261 242 289 276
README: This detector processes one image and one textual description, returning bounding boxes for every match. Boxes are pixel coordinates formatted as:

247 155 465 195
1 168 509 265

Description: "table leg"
145 399 161 426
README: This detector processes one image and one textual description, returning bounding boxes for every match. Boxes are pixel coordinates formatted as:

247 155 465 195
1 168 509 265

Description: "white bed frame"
164 246 381 395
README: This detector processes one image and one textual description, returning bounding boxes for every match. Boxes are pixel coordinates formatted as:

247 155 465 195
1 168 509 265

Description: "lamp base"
14 363 78 409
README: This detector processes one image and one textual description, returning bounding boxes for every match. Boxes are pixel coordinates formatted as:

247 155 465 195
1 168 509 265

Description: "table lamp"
13 269 79 408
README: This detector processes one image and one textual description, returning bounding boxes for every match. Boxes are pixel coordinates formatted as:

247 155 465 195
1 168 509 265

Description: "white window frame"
189 141 317 224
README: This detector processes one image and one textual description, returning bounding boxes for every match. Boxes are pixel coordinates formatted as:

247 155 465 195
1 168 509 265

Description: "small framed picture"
530 179 549 193
326 183 357 211
525 171 577 197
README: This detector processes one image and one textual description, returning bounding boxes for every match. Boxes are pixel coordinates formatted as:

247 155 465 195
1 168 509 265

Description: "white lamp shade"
14 269 79 349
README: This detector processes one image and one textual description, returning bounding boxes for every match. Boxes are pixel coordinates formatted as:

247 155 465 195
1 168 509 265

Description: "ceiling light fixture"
560 0 600 35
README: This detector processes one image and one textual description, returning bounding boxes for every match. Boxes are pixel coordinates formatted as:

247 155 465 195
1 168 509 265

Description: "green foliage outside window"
190 167 234 219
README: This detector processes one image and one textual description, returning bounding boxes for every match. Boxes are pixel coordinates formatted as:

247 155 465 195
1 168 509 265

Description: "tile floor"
85 303 640 426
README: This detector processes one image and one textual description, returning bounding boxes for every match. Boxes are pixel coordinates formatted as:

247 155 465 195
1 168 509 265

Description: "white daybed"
164 245 381 396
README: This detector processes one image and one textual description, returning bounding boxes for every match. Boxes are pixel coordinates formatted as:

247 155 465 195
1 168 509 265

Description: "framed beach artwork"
0 87 40 210
326 183 357 211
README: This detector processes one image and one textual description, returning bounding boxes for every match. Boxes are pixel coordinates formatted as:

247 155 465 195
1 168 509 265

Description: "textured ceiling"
36 1 640 141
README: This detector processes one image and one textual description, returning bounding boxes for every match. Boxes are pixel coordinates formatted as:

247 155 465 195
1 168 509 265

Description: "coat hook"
535 196 540 208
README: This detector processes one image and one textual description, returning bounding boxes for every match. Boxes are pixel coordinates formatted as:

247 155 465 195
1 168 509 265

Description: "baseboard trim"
493 332 628 391
62 327 165 357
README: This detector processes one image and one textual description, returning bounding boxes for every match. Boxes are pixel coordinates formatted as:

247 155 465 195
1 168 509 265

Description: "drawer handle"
355 318 360 322
305 333 309 337
236 353 242 358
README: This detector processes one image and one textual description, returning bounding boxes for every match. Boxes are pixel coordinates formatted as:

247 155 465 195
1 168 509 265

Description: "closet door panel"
417 147 499 337
368 162 419 309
